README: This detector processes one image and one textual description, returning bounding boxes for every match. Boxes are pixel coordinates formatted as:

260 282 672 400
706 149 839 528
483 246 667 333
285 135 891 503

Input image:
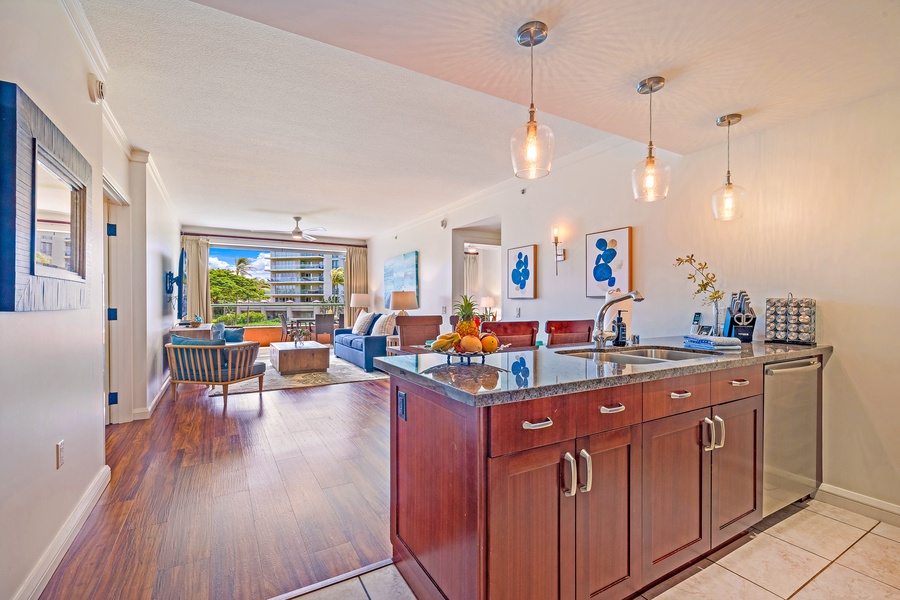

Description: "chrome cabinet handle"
600 403 626 414
578 448 593 493
730 379 750 387
563 452 577 497
670 390 692 399
522 418 553 430
714 415 726 449
703 417 716 452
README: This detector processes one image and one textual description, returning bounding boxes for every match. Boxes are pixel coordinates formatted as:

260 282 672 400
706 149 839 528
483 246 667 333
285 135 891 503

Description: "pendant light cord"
727 121 731 173
648 86 653 143
530 29 535 106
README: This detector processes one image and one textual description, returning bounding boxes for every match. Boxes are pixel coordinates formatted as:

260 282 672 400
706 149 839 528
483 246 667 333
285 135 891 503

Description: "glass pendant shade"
631 147 671 202
711 175 746 221
512 108 555 179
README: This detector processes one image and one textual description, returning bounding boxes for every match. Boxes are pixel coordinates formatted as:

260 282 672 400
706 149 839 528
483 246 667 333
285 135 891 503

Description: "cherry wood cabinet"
390 363 765 600
641 394 763 582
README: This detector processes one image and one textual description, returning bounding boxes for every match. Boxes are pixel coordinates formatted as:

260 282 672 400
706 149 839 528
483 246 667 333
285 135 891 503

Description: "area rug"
208 350 387 396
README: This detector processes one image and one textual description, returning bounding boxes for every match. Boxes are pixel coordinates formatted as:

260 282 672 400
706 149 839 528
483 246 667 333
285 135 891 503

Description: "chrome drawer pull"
670 390 692 399
600 403 626 414
703 417 716 452
730 379 750 387
522 418 553 430
714 415 726 449
578 448 593 493
563 452 577 497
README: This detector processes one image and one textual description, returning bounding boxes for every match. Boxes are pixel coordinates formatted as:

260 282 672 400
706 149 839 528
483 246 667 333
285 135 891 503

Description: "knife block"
724 308 756 342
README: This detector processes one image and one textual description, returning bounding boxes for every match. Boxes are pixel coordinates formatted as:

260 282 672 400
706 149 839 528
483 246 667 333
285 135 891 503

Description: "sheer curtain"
345 246 368 325
182 236 211 322
463 253 479 299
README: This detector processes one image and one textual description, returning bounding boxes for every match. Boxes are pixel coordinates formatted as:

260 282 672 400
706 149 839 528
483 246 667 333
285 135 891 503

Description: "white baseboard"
14 465 111 600
816 483 900 526
133 376 170 420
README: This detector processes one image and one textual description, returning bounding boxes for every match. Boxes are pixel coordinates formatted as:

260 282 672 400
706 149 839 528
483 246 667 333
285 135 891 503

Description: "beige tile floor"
295 499 900 599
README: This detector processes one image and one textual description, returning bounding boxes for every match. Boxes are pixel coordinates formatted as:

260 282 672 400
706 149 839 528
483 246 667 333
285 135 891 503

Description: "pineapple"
453 295 480 351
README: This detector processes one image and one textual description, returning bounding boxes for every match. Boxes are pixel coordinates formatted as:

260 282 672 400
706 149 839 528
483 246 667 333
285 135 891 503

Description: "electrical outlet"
441 306 447 314
516 307 521 318
56 440 64 469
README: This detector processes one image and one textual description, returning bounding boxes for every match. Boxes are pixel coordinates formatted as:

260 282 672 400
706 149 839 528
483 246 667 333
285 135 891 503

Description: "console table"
169 323 213 340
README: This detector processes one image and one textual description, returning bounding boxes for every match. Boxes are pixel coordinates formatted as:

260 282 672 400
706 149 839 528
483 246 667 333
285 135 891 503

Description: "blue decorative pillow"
172 334 225 347
224 327 245 343
365 313 382 335
211 322 226 340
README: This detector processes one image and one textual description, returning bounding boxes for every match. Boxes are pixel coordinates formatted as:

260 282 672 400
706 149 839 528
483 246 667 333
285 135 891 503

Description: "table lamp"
389 291 418 316
349 293 370 320
481 296 496 321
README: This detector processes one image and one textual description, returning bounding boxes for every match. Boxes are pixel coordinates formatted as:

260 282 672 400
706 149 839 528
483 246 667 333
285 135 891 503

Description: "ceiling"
80 0 900 239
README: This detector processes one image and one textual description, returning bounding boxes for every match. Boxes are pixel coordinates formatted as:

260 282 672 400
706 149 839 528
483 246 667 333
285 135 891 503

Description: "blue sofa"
333 328 388 372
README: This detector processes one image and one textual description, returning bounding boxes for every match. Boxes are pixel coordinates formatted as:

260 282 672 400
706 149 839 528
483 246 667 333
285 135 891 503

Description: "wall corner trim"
14 465 111 600
134 376 170 420
59 0 110 79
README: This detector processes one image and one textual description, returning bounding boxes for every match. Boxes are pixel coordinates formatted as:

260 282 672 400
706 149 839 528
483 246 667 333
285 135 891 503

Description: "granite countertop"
374 336 833 407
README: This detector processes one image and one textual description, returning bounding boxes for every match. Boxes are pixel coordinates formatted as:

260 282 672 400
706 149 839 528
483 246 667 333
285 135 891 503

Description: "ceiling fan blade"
302 233 317 241
303 227 327 233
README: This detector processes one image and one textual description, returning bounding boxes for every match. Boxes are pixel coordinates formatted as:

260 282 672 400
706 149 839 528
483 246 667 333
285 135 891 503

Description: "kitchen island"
374 337 832 600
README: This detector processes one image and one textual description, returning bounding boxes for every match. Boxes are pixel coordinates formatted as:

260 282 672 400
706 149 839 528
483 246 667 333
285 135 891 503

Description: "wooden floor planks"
39 379 391 600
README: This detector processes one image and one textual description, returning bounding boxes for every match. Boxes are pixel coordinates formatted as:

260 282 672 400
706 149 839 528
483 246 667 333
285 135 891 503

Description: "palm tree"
234 257 251 278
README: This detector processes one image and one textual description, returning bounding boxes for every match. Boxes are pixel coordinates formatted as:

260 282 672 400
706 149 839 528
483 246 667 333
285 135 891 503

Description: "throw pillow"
224 327 245 343
211 322 226 340
171 334 226 347
372 313 397 337
352 310 375 335
365 313 383 335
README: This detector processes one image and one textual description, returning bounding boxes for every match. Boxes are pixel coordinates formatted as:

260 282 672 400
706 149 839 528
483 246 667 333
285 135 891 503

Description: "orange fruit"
480 334 499 353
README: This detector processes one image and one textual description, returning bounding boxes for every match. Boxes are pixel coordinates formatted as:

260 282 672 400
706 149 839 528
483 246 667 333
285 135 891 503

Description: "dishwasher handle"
765 362 820 377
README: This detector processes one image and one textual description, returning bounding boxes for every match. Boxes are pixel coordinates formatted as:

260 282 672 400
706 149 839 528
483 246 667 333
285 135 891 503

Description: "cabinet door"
642 408 712 582
488 441 576 600
575 425 642 600
710 395 764 547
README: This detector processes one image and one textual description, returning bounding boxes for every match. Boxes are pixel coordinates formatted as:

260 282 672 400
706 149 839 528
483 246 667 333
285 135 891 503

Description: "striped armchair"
165 341 265 404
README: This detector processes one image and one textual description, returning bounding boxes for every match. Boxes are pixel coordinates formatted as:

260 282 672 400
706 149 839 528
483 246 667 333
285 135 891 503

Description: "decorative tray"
428 344 510 364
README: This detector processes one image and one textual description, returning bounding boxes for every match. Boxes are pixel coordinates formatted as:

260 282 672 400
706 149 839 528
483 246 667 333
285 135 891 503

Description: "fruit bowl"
429 344 510 364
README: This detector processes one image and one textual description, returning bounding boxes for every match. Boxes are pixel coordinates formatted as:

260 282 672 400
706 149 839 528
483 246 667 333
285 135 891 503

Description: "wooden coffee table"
270 341 330 374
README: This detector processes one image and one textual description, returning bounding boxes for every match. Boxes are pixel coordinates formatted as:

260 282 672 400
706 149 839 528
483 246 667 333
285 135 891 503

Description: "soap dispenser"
613 310 628 347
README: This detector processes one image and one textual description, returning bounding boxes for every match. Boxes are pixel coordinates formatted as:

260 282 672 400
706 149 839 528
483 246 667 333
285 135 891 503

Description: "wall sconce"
164 271 176 295
552 227 566 275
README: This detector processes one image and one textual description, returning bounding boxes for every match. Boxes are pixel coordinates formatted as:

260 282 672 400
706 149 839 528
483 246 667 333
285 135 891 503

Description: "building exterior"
267 250 344 303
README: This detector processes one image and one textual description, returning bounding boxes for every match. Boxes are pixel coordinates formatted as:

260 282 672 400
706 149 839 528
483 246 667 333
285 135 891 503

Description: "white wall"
369 89 900 510
0 1 107 598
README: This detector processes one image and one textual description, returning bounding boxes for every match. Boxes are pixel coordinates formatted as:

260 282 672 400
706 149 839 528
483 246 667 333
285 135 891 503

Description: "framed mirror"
0 81 92 311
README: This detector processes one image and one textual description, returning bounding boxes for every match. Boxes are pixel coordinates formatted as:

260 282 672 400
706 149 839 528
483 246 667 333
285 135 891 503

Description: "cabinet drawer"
489 394 574 457
643 373 710 421
711 364 763 403
576 384 642 437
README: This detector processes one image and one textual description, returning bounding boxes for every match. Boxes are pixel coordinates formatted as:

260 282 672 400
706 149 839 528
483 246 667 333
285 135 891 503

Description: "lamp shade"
631 154 671 202
711 180 747 221
481 296 496 308
511 117 555 179
349 293 370 308
389 291 418 311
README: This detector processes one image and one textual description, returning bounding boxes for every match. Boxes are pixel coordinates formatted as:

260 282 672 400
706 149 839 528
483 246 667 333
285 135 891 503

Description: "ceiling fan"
290 216 326 241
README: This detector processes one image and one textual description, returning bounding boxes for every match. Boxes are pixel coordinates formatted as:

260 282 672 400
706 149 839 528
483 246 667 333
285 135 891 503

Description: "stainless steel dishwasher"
763 357 822 516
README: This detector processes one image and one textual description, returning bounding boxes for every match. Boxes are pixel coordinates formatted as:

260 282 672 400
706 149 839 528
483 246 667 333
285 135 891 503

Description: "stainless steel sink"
557 346 720 365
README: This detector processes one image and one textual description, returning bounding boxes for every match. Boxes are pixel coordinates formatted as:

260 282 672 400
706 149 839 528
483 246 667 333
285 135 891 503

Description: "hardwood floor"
40 380 392 600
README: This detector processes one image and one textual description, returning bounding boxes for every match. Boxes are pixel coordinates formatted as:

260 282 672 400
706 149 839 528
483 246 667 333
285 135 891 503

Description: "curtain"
182 236 211 322
464 253 479 299
345 246 368 325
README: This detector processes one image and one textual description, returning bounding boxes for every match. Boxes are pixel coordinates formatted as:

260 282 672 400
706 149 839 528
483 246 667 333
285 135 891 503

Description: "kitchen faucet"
593 290 645 348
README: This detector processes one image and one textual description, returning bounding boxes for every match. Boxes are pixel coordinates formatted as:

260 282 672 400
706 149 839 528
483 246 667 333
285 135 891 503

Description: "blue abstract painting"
383 251 419 307
586 227 631 298
507 245 536 299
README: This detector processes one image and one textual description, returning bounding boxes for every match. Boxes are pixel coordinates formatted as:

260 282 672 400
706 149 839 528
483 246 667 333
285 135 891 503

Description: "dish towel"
683 335 743 352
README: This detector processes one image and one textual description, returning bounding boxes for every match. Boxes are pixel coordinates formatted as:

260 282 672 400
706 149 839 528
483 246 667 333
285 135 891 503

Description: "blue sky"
209 247 270 279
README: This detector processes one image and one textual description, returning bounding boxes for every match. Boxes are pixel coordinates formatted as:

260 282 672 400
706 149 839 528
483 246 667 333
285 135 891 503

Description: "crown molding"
147 156 180 222
101 103 131 157
59 0 109 80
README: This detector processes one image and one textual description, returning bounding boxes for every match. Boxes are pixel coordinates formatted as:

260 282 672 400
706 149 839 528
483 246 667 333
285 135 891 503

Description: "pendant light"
711 114 746 221
511 21 555 179
631 76 671 202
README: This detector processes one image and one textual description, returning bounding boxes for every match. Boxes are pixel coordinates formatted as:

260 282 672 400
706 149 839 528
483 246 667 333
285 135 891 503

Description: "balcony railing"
270 251 324 258
211 300 344 327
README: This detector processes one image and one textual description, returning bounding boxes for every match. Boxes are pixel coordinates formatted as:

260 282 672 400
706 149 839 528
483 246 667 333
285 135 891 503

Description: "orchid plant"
674 254 724 306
